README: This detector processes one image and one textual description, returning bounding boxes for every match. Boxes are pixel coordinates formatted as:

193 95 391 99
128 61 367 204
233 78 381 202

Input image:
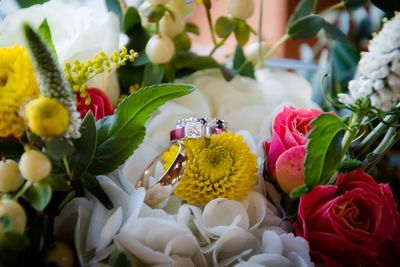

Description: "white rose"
0 1 127 104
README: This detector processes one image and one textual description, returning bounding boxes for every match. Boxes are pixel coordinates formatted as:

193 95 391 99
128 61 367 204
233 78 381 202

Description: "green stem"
155 20 160 34
264 34 289 60
209 36 229 56
313 0 320 13
205 4 217 46
340 111 365 159
63 156 72 179
13 181 32 201
257 0 264 68
320 1 345 14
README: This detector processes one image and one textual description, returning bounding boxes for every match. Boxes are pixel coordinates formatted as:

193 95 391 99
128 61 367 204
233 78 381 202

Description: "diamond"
185 121 204 138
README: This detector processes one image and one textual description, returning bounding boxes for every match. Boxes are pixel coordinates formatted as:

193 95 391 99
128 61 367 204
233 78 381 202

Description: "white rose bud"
0 159 24 193
159 12 185 38
227 0 255 20
146 34 176 64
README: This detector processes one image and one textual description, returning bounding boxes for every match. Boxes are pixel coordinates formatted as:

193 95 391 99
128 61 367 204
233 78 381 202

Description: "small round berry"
148 0 170 5
0 159 24 193
145 34 176 64
228 0 254 20
44 242 75 267
159 13 185 38
19 150 51 182
0 199 26 236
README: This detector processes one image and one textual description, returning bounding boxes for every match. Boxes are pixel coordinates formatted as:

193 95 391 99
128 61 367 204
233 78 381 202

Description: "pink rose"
264 106 321 193
295 170 400 266
76 88 114 121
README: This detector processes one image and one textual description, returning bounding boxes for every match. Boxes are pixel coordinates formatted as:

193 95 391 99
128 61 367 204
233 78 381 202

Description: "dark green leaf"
16 0 48 8
26 181 52 211
145 4 166 23
287 0 312 28
185 23 200 35
173 32 192 52
304 114 346 187
144 63 165 86
44 174 71 192
131 52 150 67
234 20 251 46
105 0 123 23
233 45 255 78
289 184 309 199
344 0 368 10
175 52 219 70
123 6 141 33
27 132 45 147
80 173 113 209
331 41 360 91
322 21 354 48
219 65 236 81
288 14 324 39
37 19 58 62
109 250 130 267
215 16 235 38
0 232 29 251
0 141 24 159
70 112 97 179
89 84 195 174
46 138 75 160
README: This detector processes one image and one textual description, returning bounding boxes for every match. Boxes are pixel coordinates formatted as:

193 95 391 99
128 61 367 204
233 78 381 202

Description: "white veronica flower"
0 1 126 104
338 12 400 110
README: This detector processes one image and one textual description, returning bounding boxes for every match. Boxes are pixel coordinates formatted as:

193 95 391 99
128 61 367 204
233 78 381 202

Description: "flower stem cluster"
64 48 138 104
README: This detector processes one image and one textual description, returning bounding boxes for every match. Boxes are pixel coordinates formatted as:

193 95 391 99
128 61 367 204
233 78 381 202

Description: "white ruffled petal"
261 231 283 255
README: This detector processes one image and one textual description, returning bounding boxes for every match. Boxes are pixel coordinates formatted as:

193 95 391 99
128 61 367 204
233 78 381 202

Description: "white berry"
139 2 152 27
159 12 185 38
0 199 26 236
0 160 24 193
19 150 51 182
228 0 254 20
44 242 75 267
148 0 170 5
145 34 176 64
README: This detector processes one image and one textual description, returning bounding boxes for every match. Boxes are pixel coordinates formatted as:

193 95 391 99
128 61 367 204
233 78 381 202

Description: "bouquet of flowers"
0 0 399 266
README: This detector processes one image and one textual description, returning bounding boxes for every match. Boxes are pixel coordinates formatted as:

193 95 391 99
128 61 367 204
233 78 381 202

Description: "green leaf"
44 174 71 192
0 232 29 251
70 112 97 179
322 21 354 48
109 250 130 267
80 173 113 209
304 114 346 187
0 141 24 159
219 65 236 81
46 138 75 160
215 16 235 38
233 45 255 79
105 0 123 23
26 181 52 211
289 184 309 199
16 0 48 8
173 32 192 52
89 84 195 174
145 4 166 23
131 53 150 67
185 23 200 35
331 41 360 91
234 20 251 46
123 6 141 33
175 52 219 70
287 0 312 29
344 0 368 10
143 63 165 86
288 14 324 39
37 19 58 63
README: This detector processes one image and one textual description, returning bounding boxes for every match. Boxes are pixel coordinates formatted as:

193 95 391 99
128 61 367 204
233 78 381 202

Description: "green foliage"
344 0 369 10
0 141 24 160
173 32 192 52
69 112 97 179
215 16 236 38
46 138 75 160
37 19 58 62
109 250 131 267
322 21 354 48
144 63 165 85
105 0 123 23
288 14 324 39
185 23 200 35
304 114 346 187
287 0 312 28
26 182 52 211
338 159 363 173
44 174 71 192
232 45 255 79
16 0 48 8
80 173 113 209
89 84 195 174
289 184 309 199
234 20 252 46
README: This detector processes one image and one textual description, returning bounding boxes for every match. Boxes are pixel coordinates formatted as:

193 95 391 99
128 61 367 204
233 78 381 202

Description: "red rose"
76 88 114 121
295 170 400 266
264 106 321 193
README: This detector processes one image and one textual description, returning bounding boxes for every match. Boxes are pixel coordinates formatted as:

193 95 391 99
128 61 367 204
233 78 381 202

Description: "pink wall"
188 0 287 60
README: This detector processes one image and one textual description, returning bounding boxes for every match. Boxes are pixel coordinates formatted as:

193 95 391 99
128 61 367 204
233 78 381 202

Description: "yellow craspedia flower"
25 97 69 138
175 133 258 205
0 45 39 137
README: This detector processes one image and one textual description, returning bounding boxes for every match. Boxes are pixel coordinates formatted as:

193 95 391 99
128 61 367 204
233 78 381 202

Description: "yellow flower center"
172 133 258 205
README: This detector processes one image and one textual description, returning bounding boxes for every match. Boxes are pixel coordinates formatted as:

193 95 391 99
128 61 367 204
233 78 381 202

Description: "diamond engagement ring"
137 117 226 189
169 117 227 142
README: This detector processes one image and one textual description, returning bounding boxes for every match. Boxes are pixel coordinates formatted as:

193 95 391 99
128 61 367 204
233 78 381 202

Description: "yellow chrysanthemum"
175 133 258 205
25 97 69 138
162 144 179 172
0 45 39 137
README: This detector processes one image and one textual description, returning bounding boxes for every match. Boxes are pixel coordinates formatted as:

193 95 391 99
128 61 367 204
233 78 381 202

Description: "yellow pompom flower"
0 45 39 137
175 133 258 205
25 97 69 138
162 144 179 172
